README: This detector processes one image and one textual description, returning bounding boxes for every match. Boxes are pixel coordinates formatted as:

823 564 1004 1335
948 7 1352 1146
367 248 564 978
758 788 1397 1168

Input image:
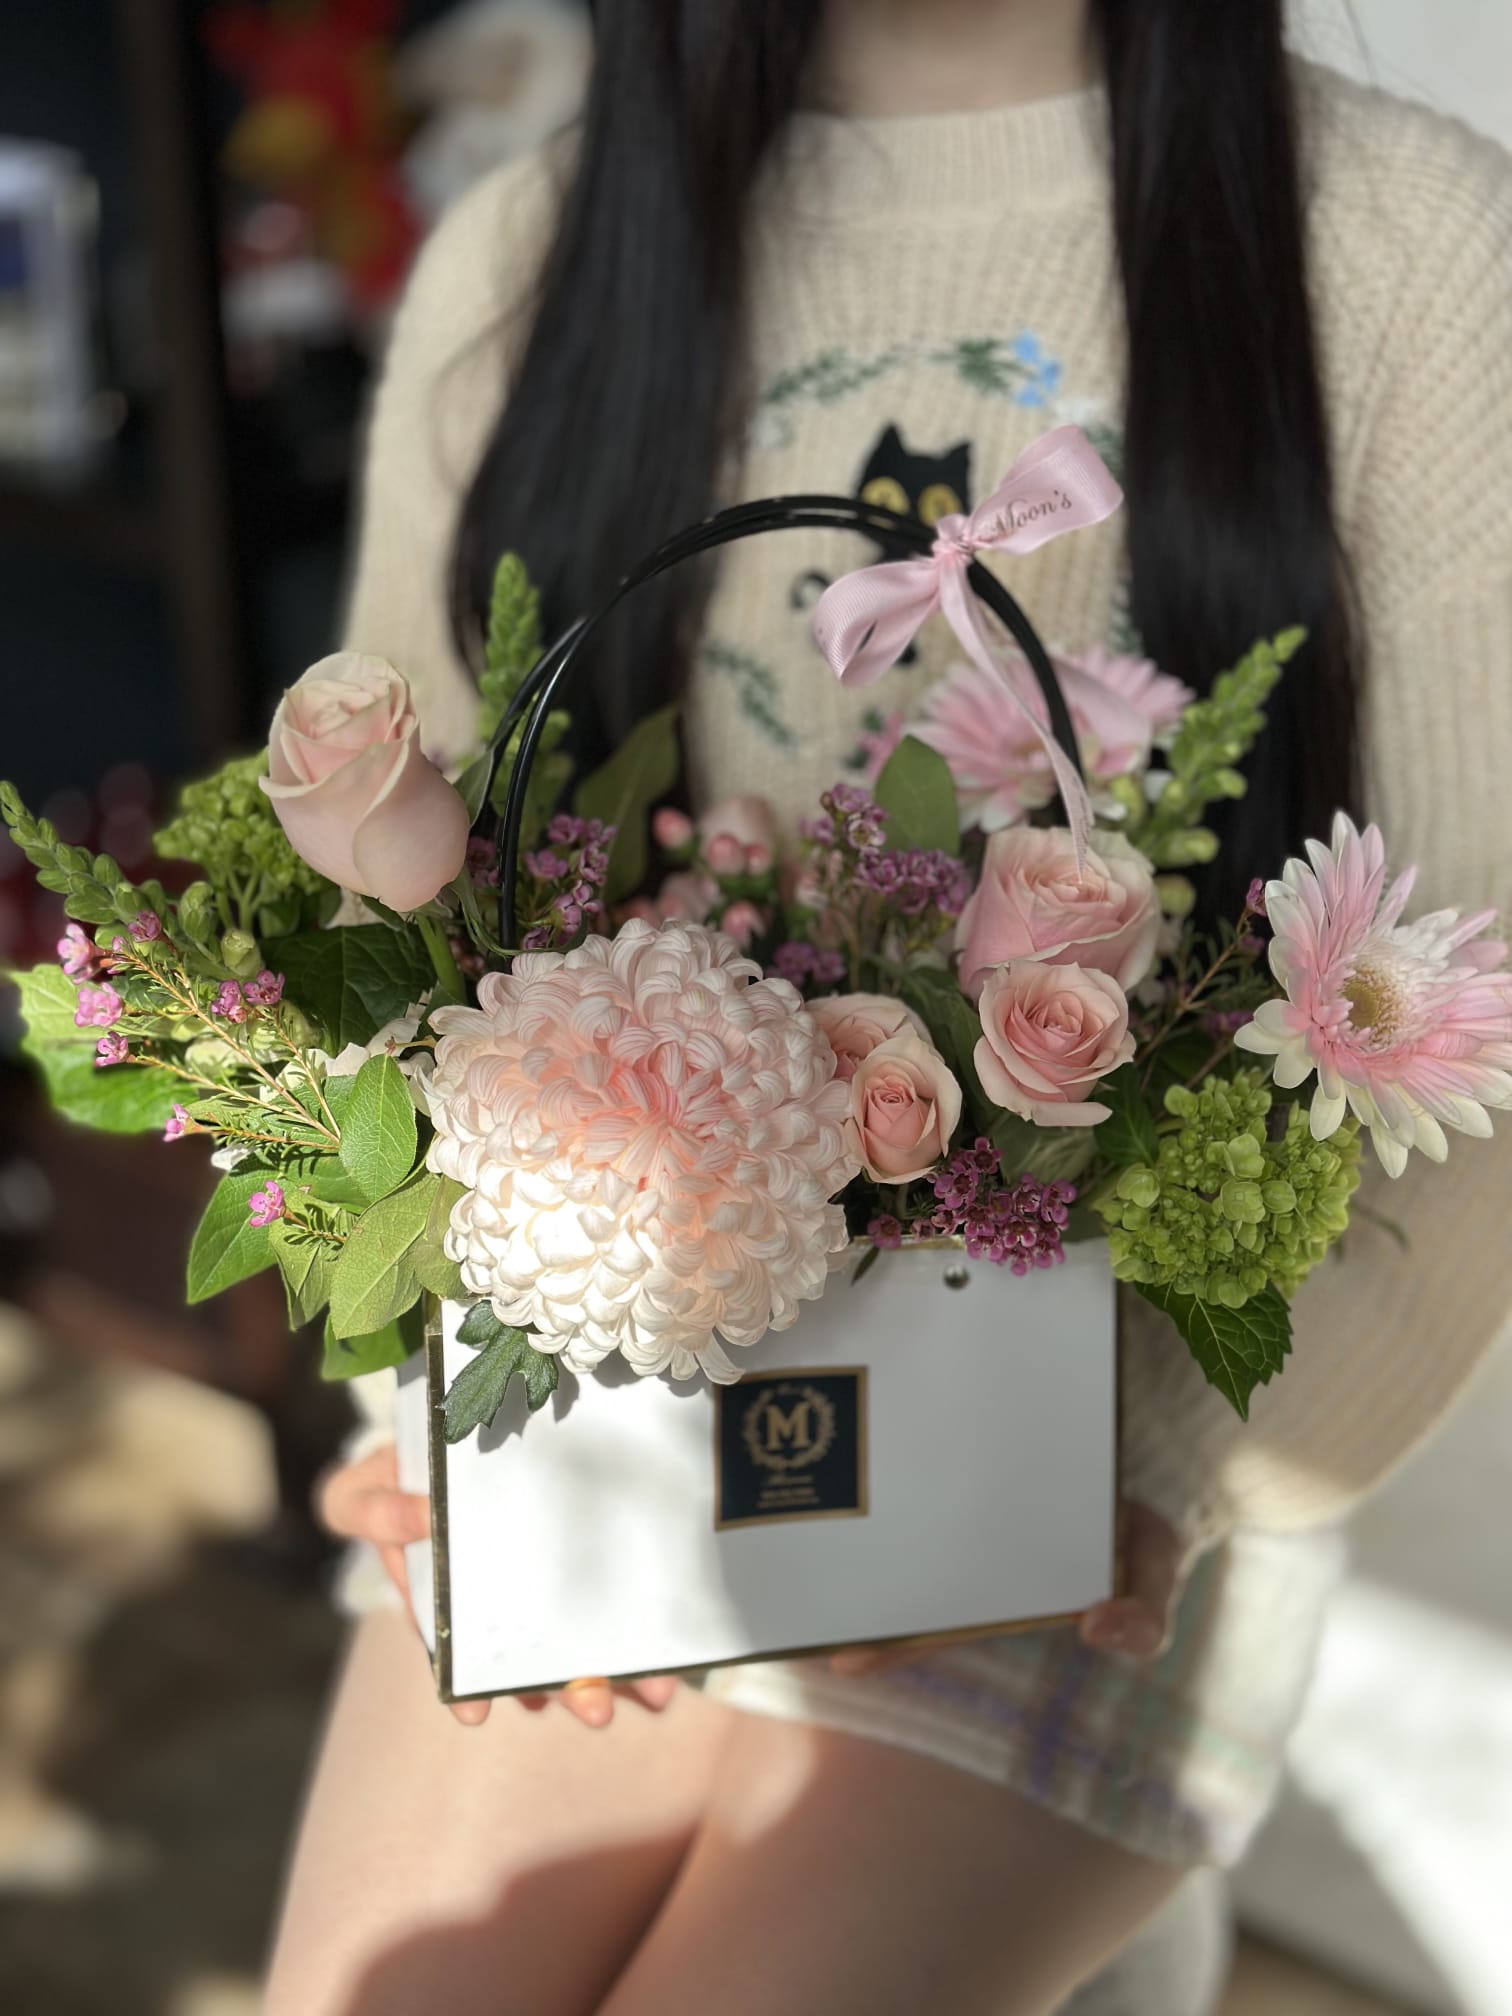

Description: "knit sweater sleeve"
1121 106 1512 1559
340 152 561 766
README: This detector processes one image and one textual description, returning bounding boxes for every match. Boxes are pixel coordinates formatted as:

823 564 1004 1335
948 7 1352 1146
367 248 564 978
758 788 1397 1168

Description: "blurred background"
0 4 1507 2012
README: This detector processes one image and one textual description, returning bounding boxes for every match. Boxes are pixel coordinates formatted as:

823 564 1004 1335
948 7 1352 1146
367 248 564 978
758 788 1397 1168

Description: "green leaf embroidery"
326 1171 438 1338
1094 1065 1162 1168
186 1172 281 1303
12 963 179 1134
873 737 961 856
338 1055 419 1203
1136 1281 1292 1420
574 704 681 904
443 1310 559 1442
321 1301 426 1381
262 925 433 1053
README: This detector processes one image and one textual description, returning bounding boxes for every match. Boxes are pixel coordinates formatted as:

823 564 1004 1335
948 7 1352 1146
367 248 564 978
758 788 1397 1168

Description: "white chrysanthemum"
425 920 857 1382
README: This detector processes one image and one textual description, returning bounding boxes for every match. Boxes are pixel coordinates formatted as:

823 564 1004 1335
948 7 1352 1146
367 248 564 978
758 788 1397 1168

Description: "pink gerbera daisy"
1235 814 1512 1176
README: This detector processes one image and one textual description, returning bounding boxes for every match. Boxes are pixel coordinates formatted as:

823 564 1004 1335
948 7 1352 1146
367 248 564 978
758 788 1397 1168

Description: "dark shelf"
0 461 162 574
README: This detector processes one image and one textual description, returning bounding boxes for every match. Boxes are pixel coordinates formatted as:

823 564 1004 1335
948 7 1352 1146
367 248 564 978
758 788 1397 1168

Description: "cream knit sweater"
344 65 1512 1559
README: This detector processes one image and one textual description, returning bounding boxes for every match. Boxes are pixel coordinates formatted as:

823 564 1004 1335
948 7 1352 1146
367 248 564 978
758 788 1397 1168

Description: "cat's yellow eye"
861 475 910 517
918 483 964 526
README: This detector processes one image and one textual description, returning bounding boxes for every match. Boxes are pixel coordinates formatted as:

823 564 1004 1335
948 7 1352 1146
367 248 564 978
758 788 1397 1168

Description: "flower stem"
417 912 466 1006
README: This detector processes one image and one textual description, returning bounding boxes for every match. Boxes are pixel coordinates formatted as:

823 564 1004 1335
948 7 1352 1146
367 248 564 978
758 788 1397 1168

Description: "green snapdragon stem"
417 912 466 1007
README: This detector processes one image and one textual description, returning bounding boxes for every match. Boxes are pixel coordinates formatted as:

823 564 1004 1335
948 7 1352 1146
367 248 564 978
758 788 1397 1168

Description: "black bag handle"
484 494 1084 954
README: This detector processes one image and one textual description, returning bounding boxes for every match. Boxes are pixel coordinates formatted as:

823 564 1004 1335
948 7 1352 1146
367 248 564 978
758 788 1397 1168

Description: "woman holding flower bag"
268 1 1512 2010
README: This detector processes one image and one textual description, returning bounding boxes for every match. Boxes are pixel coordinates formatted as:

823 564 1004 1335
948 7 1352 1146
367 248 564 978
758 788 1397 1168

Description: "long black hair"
451 0 1360 915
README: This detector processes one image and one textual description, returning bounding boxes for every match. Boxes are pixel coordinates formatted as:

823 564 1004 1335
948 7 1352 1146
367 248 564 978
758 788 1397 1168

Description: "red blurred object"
207 0 420 312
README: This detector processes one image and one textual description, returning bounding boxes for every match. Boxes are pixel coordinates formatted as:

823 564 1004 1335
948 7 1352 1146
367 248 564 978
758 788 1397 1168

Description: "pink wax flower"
697 795 777 859
242 970 286 1008
248 1181 286 1227
913 645 1194 832
95 1033 130 1067
1235 813 1512 1176
58 923 100 980
424 920 857 1383
867 1214 904 1251
211 980 248 1024
718 900 765 950
1245 878 1269 919
74 983 123 1029
956 825 1159 999
164 1104 192 1141
129 911 162 942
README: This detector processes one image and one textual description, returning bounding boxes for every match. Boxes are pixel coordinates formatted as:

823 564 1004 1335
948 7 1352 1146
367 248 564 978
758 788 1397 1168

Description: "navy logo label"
715 1369 867 1528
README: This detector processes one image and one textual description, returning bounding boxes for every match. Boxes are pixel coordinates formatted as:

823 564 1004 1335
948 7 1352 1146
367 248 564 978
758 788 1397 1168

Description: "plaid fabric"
702 1524 1347 1868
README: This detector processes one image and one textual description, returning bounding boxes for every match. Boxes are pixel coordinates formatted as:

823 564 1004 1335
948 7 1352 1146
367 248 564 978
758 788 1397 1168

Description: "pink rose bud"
847 1031 962 1183
705 833 745 876
719 900 764 949
744 842 774 876
956 826 1160 1001
974 961 1135 1128
652 806 694 851
259 653 470 913
696 794 778 858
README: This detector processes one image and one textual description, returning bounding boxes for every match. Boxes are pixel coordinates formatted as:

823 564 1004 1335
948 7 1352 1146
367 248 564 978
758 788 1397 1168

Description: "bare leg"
264 1612 733 2016
600 1712 1185 2016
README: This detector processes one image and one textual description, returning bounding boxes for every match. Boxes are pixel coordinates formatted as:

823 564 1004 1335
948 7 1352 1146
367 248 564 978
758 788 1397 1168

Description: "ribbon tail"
812 558 941 689
966 424 1124 559
941 569 1094 868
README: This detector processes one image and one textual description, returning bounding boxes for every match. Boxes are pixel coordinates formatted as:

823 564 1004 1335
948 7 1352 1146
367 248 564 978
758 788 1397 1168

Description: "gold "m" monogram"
741 1382 836 1473
762 1398 815 1454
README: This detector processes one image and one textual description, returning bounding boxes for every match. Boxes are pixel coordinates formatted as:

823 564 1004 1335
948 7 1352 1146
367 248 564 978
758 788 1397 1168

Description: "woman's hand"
829 1500 1182 1680
316 1445 680 1729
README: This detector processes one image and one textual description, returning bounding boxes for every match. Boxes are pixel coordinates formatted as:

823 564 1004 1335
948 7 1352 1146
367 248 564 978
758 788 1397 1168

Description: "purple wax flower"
1245 878 1269 919
211 980 248 1024
129 911 163 942
866 1214 904 1251
74 983 123 1029
247 1181 285 1228
95 1033 130 1067
242 970 286 1008
163 1104 191 1142
58 923 99 980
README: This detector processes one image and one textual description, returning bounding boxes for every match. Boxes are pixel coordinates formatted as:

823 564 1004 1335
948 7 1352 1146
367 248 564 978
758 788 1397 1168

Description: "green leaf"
186 1172 281 1303
895 967 992 1129
1094 1066 1162 1168
873 736 961 855
262 925 433 1053
327 1171 438 1338
990 1112 1098 1186
455 749 495 823
269 1219 337 1326
442 1318 559 1442
1136 1281 1292 1420
321 1300 426 1381
850 1243 883 1286
574 704 681 904
185 1093 329 1151
11 963 179 1133
338 1055 418 1203
308 1161 377 1208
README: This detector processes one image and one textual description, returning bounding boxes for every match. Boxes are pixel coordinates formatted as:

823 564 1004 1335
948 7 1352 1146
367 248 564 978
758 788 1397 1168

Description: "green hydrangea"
1094 1070 1360 1308
155 754 331 934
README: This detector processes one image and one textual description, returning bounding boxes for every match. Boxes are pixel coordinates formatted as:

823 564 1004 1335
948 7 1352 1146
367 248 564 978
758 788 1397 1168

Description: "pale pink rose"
913 647 1194 831
260 653 469 911
426 921 856 1382
956 826 1159 999
808 992 929 1082
849 1031 962 1181
697 794 777 856
975 961 1135 1128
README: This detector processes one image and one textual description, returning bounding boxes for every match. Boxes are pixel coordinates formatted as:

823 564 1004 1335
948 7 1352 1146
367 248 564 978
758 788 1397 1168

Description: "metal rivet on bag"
942 1263 970 1291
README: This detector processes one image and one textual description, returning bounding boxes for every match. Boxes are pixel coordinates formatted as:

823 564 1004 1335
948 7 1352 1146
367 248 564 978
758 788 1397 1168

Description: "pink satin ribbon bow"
812 425 1124 862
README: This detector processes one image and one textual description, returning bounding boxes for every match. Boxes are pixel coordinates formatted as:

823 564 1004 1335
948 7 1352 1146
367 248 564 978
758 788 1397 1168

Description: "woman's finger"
316 1447 431 1548
624 1675 679 1712
559 1678 615 1727
1079 1500 1182 1660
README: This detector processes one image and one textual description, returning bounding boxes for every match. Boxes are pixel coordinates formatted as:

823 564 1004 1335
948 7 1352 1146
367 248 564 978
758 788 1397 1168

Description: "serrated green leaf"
262 925 433 1053
269 1218 337 1325
321 1300 426 1381
186 1172 281 1303
338 1055 418 1203
574 704 680 903
442 1324 559 1442
873 736 961 855
456 1298 506 1348
11 963 181 1134
1136 1281 1292 1419
1094 1065 1161 1168
327 1171 437 1338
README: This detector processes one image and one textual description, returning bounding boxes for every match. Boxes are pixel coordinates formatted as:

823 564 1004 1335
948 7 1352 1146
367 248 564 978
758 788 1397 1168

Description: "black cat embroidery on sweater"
790 425 974 662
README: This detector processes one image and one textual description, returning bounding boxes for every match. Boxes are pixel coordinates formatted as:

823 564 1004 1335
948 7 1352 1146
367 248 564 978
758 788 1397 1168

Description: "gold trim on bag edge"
424 1285 1124 1705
